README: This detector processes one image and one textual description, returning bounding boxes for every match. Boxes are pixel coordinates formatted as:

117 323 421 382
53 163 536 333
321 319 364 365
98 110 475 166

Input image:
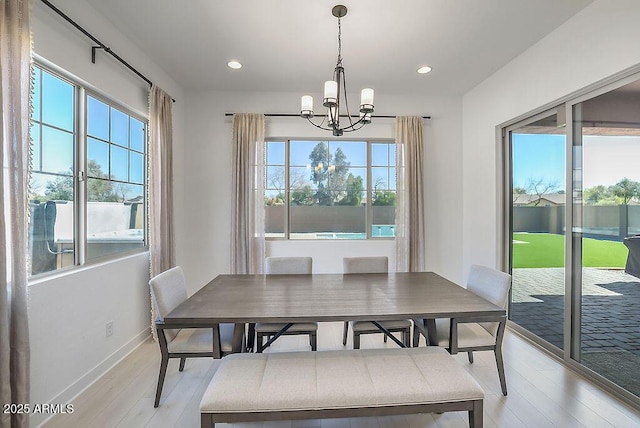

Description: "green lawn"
512 233 629 268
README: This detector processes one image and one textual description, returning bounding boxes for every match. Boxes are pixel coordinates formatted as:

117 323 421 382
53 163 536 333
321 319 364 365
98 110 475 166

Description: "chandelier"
300 5 374 137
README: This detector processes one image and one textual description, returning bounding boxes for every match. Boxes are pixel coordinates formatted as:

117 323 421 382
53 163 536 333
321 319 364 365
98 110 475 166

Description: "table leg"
425 319 437 346
212 324 221 359
232 323 245 353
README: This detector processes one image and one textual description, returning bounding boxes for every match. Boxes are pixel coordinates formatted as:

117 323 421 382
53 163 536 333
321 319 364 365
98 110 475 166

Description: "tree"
308 143 351 206
338 174 364 206
584 185 610 205
372 190 396 206
526 177 559 206
41 160 119 202
612 178 640 205
290 185 315 206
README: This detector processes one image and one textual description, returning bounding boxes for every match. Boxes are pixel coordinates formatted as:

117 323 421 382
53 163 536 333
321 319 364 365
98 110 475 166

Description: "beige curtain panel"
148 86 176 277
148 86 175 340
395 116 426 272
1 0 32 426
231 113 265 274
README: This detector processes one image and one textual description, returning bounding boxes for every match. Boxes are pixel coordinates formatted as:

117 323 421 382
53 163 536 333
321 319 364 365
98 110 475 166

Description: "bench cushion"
200 347 483 414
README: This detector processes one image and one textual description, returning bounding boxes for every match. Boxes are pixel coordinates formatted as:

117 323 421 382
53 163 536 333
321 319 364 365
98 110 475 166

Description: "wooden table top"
163 272 505 327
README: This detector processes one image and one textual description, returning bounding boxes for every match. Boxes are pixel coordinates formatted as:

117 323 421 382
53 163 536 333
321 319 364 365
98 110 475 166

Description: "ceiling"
84 0 594 95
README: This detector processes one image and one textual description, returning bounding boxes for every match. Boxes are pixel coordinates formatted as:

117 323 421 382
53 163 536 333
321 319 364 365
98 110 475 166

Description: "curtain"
1 1 31 426
148 86 175 277
395 116 425 272
231 114 265 274
148 86 175 340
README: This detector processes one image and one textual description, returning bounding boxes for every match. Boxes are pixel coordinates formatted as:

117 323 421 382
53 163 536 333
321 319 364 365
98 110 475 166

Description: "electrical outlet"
106 321 114 337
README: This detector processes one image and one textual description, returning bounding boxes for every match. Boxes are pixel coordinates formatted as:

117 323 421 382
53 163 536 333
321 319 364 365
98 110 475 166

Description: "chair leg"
468 351 474 364
384 334 388 343
412 327 421 347
179 357 186 371
342 321 349 346
154 355 169 407
256 333 264 353
310 332 317 351
353 332 360 349
494 348 508 395
403 328 410 347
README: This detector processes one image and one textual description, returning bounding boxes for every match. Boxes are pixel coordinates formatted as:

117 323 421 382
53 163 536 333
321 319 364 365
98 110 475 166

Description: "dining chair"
149 266 238 407
255 257 318 352
342 256 412 349
413 264 511 395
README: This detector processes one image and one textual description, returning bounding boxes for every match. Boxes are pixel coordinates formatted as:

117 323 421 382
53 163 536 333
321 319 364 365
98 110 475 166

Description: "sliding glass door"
508 109 566 351
572 79 640 397
505 73 640 400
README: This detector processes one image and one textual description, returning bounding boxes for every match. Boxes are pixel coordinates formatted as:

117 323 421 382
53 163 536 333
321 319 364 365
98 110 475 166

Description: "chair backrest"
466 264 511 336
343 256 388 274
149 266 188 342
265 257 312 274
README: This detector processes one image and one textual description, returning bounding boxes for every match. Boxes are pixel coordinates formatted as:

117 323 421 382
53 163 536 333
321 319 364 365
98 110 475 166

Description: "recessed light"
417 66 432 74
227 60 242 69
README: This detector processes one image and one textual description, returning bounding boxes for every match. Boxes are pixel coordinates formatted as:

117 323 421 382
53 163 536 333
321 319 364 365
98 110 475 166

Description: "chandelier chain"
337 17 342 67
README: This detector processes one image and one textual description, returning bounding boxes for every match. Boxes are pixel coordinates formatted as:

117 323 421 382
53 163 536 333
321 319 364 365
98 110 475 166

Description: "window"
29 64 147 276
265 140 395 239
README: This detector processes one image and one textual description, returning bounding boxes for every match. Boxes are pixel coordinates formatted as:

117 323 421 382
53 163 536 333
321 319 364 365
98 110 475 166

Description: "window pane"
32 66 41 122
290 203 366 239
331 141 366 166
87 96 109 140
372 143 389 166
110 145 128 181
86 179 144 260
110 107 129 147
42 71 74 131
130 152 144 184
31 124 41 172
265 189 285 238
88 138 109 177
130 118 145 152
290 141 320 166
29 172 75 275
372 167 390 189
267 141 285 165
42 126 73 174
266 166 285 190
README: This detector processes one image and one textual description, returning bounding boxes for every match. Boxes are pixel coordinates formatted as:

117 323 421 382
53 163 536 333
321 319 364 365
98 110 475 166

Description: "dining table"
160 271 507 357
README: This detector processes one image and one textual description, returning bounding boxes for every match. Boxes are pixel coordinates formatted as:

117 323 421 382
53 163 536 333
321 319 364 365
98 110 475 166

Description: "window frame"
265 138 396 241
29 61 149 278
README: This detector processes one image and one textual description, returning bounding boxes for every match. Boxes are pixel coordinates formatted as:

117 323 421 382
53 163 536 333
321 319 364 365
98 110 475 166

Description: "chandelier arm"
340 66 355 127
305 116 335 132
337 115 368 132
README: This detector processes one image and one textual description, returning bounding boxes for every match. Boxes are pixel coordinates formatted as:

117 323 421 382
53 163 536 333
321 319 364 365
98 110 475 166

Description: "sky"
512 133 640 191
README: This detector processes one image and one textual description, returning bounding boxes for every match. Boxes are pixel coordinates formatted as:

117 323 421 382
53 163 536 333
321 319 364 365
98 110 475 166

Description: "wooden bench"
200 347 484 427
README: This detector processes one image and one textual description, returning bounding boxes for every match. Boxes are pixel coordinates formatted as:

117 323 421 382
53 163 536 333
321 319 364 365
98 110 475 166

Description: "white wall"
461 0 640 279
183 90 463 291
30 1 185 425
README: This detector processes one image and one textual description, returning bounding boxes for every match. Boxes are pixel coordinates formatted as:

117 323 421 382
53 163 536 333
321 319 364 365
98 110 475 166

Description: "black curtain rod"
40 0 175 102
225 113 431 119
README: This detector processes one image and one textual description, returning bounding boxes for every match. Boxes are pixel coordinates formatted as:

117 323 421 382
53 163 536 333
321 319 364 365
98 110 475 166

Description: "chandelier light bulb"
360 88 374 113
301 95 314 118
323 81 338 107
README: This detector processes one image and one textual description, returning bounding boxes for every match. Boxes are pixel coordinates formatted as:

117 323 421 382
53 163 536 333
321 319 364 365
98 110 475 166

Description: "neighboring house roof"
513 192 566 206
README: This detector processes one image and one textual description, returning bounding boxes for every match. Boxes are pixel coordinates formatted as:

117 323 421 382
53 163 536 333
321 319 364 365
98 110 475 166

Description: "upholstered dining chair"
150 266 237 407
413 264 511 395
342 256 412 349
255 257 318 352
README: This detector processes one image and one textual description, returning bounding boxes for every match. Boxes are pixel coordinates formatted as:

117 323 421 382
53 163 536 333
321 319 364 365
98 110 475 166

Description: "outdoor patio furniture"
624 235 640 279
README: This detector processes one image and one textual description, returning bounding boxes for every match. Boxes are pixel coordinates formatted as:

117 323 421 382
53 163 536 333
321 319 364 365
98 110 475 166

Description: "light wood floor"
44 322 640 428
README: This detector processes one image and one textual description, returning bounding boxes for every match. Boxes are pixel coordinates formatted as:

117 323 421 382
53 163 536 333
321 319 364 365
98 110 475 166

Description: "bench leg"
179 357 186 371
468 351 474 364
200 413 214 428
310 332 317 351
342 321 349 346
469 399 483 428
353 332 361 349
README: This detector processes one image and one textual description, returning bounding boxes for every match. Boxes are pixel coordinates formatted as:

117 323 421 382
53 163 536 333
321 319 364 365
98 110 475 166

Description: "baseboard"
32 328 152 427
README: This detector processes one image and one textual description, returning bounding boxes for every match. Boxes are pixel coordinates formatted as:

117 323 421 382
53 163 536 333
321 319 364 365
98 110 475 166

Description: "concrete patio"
511 267 640 395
